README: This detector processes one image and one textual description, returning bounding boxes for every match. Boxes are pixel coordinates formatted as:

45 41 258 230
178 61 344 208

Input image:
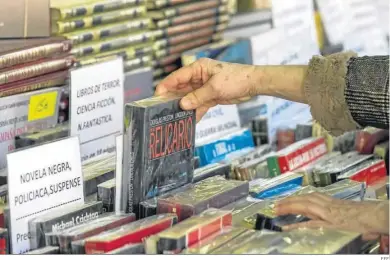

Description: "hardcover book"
0 38 71 70
122 94 195 215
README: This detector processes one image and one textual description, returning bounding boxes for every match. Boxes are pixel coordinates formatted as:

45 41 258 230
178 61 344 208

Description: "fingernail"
180 97 193 109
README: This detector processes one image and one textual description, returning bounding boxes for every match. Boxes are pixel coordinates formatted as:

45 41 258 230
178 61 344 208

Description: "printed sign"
70 58 124 161
7 137 84 254
195 105 241 145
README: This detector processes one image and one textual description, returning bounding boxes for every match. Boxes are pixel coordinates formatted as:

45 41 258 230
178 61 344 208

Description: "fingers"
282 220 329 231
195 106 211 122
155 65 195 95
180 82 217 110
275 193 332 220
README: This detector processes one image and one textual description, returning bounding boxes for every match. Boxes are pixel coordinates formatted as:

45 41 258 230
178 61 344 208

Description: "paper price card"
28 91 59 122
7 137 84 254
70 58 124 161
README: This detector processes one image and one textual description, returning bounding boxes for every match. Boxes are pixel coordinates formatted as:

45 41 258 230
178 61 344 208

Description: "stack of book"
147 0 231 88
51 0 154 71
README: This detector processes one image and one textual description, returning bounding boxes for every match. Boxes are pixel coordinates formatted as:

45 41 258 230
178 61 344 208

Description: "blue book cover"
195 128 255 167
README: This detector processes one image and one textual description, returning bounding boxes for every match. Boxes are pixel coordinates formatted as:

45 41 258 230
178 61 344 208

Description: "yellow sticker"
28 91 58 121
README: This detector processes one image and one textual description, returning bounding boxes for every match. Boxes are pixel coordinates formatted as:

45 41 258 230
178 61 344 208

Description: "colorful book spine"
63 19 151 45
51 0 145 21
0 40 72 70
267 137 328 177
71 32 154 57
0 56 74 85
52 6 147 34
154 6 229 28
0 70 68 98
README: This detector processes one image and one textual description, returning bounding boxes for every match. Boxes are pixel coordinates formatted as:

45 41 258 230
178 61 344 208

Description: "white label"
115 135 123 214
70 58 124 160
7 137 84 254
315 0 349 45
195 105 241 145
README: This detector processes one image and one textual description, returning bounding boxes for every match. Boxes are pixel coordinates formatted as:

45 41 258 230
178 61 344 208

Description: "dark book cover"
123 94 195 216
0 228 8 254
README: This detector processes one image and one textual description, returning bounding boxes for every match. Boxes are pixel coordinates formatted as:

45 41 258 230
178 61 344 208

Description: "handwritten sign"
7 137 84 254
70 58 124 161
28 91 58 121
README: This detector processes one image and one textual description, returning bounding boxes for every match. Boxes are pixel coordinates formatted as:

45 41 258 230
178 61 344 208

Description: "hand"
155 58 259 121
275 192 386 241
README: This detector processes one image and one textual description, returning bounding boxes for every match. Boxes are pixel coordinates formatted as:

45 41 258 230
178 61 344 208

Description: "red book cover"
147 209 232 254
338 159 387 186
84 214 177 254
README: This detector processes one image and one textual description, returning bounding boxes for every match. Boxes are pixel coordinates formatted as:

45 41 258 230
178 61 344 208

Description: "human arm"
156 53 390 134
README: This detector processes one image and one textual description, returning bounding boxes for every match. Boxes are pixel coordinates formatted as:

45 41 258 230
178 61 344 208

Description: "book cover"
105 243 144 254
52 6 147 34
266 137 328 177
337 159 387 186
0 228 8 254
195 128 255 167
49 213 136 253
124 67 154 104
157 176 248 221
84 214 177 254
122 94 195 216
146 209 232 254
97 178 116 212
15 124 69 149
0 38 71 70
51 0 145 21
192 163 231 183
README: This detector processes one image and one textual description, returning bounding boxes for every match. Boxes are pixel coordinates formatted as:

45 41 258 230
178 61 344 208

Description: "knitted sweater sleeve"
303 52 389 136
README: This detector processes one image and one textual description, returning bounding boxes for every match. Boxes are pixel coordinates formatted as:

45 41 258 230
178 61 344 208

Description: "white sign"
272 0 318 46
342 0 388 56
115 135 123 214
70 58 124 161
195 105 241 145
315 0 349 46
7 137 84 254
0 88 60 170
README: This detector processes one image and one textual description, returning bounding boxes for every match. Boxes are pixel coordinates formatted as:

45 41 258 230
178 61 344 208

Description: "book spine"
0 41 72 70
164 15 228 37
54 0 145 20
65 19 151 45
0 72 67 98
55 6 146 34
148 0 192 9
164 0 227 18
156 38 213 58
0 57 74 85
153 54 181 67
157 6 228 28
72 33 152 57
124 56 151 71
124 106 144 214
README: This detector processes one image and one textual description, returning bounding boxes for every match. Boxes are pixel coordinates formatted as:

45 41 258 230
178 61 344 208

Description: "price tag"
6 137 84 254
70 58 124 161
195 105 241 145
28 91 58 122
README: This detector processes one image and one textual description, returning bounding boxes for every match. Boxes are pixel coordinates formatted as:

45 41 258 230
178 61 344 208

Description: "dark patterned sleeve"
304 52 389 136
345 56 389 130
